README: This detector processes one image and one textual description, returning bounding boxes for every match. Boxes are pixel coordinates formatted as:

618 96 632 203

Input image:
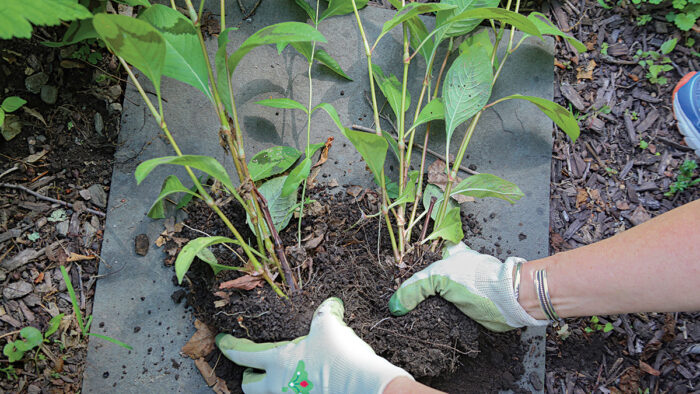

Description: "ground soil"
181 188 528 392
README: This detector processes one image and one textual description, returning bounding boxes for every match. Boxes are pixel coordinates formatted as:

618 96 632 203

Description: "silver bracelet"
513 261 523 301
534 269 560 321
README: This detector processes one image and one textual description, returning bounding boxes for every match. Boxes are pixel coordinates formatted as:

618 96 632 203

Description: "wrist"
517 262 548 320
383 377 444 394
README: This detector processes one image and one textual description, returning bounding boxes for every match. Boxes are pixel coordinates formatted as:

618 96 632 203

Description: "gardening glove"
389 242 549 332
216 297 412 394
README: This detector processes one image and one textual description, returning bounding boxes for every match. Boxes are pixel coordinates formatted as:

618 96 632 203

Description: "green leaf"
443 34 493 149
388 171 420 208
524 12 587 53
426 206 463 243
249 176 298 232
45 314 65 339
674 13 697 31
341 128 387 184
312 102 343 132
436 0 499 38
4 342 24 363
442 8 542 39
451 173 524 203
228 22 326 75
147 175 201 219
117 0 151 6
0 109 4 128
406 17 434 65
376 3 456 44
175 236 242 283
372 64 409 119
1 97 26 113
138 4 212 101
282 158 311 196
320 0 369 22
2 114 23 141
412 98 444 130
0 0 92 40
135 155 235 194
43 17 99 47
294 0 317 22
15 327 42 352
423 183 457 220
255 98 308 113
382 130 400 160
93 13 165 98
60 266 85 334
86 333 133 350
499 95 580 142
248 146 302 182
287 42 352 80
660 37 678 54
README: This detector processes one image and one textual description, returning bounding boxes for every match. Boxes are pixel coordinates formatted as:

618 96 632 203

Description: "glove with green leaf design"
389 242 549 332
216 297 412 394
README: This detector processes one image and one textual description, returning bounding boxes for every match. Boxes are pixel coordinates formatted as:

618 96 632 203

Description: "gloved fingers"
240 368 268 393
309 297 346 333
442 241 470 258
215 333 289 370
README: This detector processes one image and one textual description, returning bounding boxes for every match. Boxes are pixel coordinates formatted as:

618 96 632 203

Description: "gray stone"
87 184 107 208
107 84 122 101
25 72 48 94
40 85 58 105
84 3 552 393
3 281 33 300
55 221 69 236
110 102 122 112
23 293 41 307
83 222 97 247
94 112 104 135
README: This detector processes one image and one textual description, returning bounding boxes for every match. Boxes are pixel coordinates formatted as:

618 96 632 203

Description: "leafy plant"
92 1 354 297
0 0 92 39
338 0 581 263
634 39 676 85
59 266 131 350
71 40 104 65
665 159 700 196
584 316 613 333
636 14 653 25
3 314 63 363
0 96 26 141
639 139 649 149
628 0 699 30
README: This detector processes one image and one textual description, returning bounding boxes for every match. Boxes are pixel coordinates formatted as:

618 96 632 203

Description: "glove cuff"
499 257 550 328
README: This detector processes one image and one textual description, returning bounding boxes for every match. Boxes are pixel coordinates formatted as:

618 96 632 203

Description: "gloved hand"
216 297 412 394
389 243 549 332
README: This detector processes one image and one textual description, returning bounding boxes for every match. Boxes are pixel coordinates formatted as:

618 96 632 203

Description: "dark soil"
182 187 527 392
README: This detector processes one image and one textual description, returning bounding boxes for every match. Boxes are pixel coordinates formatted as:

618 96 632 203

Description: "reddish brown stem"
419 196 437 243
252 188 298 292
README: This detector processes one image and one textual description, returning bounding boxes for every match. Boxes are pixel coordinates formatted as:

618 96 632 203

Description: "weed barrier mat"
83 2 553 392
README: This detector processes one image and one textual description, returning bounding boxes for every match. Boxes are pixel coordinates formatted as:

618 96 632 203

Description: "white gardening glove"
216 297 412 394
389 242 549 332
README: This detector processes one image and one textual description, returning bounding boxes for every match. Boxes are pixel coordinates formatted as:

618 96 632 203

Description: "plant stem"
119 58 286 298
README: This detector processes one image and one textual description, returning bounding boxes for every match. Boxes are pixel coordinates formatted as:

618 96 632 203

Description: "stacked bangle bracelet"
534 269 560 321
513 262 523 301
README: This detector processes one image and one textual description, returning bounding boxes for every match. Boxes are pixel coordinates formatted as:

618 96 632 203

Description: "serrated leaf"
341 128 387 184
255 98 308 113
451 173 524 203
372 64 409 119
674 13 696 31
135 155 235 194
376 3 456 44
282 158 311 196
426 206 463 243
228 22 326 75
248 176 297 232
93 13 165 98
0 0 92 40
436 0 499 38
1 97 26 113
175 236 242 283
499 95 579 142
443 35 492 149
412 98 444 130
423 183 457 220
525 12 586 53
147 175 201 219
138 4 212 101
248 146 301 182
320 0 369 21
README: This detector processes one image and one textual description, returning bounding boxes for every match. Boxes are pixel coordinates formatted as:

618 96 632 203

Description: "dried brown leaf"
304 234 324 249
219 275 264 291
427 160 473 204
639 360 660 376
182 320 216 359
195 357 218 386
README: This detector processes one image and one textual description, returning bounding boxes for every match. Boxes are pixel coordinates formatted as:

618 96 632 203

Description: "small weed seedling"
0 96 26 141
635 38 677 85
3 314 63 363
639 139 649 149
59 266 131 350
665 159 700 196
584 316 613 333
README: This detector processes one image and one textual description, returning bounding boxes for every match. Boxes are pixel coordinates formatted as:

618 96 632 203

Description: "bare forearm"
520 199 700 319
384 377 444 394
